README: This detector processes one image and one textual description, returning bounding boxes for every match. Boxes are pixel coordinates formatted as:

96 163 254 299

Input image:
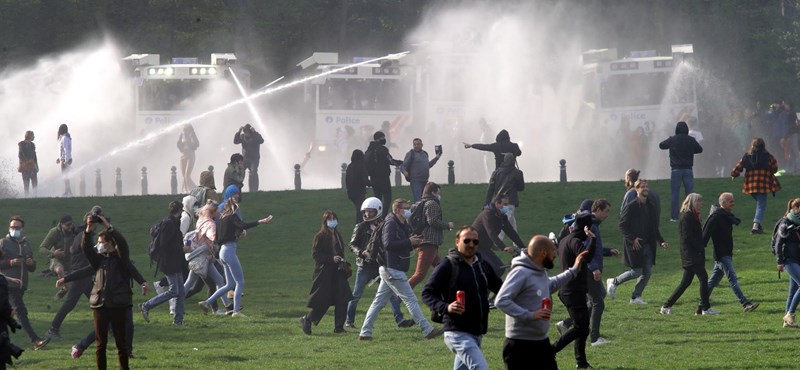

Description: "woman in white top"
57 124 72 196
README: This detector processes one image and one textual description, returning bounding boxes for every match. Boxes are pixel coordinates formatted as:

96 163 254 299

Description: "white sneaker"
660 306 672 315
629 297 647 305
701 308 721 315
606 278 616 299
555 320 568 335
215 309 227 316
590 337 610 346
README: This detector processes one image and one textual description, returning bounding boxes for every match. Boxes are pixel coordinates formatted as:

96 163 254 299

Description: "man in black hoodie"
364 131 403 217
233 124 264 192
659 121 703 221
463 129 522 169
703 192 759 312
553 211 596 369
139 201 186 325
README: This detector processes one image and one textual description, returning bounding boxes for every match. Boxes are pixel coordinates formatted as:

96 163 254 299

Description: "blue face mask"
403 209 412 219
326 220 338 229
501 206 510 215
436 194 442 201
8 229 21 239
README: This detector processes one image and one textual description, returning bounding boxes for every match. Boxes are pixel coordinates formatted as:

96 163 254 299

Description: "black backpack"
409 199 431 235
430 255 459 324
771 217 788 256
363 221 388 266
364 147 379 177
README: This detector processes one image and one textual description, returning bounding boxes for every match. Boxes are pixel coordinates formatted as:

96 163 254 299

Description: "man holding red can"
495 234 588 370
422 226 503 370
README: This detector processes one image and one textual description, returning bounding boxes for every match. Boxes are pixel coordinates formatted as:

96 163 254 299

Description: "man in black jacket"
365 131 403 217
472 195 526 278
659 121 703 221
553 212 596 369
463 129 522 169
422 226 503 370
485 153 525 233
233 124 264 192
703 192 759 312
140 201 186 325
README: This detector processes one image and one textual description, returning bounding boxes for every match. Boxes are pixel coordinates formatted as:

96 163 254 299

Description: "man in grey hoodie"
494 235 588 370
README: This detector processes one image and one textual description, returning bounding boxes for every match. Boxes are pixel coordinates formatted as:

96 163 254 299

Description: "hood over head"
675 121 689 135
222 185 240 203
199 171 216 189
496 129 511 142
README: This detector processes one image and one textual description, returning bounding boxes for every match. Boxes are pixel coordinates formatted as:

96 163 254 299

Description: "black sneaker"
54 287 67 301
299 316 312 335
46 328 61 340
397 319 415 328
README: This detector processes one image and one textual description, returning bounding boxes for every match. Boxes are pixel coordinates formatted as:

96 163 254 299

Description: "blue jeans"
751 193 767 223
443 331 488 370
410 180 426 202
205 243 245 313
612 246 653 299
184 264 230 307
707 256 749 306
359 266 433 337
785 261 800 313
143 272 185 324
670 168 694 220
346 264 404 326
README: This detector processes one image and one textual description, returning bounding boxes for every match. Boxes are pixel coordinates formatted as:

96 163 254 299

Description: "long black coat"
678 210 705 267
620 197 664 268
307 230 353 309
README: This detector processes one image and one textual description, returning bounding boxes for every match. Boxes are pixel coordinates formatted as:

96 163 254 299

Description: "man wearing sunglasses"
422 226 503 370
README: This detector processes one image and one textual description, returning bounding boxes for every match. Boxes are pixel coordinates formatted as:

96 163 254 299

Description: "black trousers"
503 337 557 370
664 264 710 310
553 292 590 367
308 302 347 331
371 176 392 217
93 306 128 370
8 288 39 342
51 277 93 331
79 306 134 355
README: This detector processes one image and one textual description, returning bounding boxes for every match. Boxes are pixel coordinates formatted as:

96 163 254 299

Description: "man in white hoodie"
494 235 587 370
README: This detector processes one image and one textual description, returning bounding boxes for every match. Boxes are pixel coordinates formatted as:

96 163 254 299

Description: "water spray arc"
70 51 410 178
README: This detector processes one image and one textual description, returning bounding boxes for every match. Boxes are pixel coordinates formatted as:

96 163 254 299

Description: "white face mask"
95 242 108 254
403 209 412 219
8 229 21 238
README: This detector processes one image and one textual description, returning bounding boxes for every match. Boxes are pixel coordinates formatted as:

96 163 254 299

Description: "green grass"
0 176 797 369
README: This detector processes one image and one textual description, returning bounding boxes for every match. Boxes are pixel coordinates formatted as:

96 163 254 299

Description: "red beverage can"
456 290 465 306
541 297 552 311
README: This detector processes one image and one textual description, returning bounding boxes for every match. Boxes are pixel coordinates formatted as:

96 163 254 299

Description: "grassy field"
0 176 797 369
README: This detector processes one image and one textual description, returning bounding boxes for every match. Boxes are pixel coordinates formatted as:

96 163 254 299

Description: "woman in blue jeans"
198 198 272 317
185 201 230 314
776 198 800 327
731 138 781 234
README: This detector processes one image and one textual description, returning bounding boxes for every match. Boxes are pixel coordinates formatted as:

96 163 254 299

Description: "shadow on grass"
657 334 798 345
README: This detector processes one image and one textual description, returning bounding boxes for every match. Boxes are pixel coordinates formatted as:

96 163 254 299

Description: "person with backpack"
703 193 759 313
183 201 230 316
408 182 454 289
191 170 219 207
494 235 588 370
198 197 272 317
139 201 187 325
401 138 441 202
731 137 781 234
358 198 443 341
776 198 800 327
484 153 525 234
152 195 197 317
421 226 503 370
299 210 353 335
344 197 412 330
365 131 403 217
471 194 527 278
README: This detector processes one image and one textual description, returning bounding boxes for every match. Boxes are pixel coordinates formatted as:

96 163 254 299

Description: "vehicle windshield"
138 79 213 111
600 71 694 108
318 78 411 111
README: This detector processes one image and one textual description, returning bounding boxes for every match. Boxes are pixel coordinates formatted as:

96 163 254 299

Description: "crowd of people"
4 118 799 370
